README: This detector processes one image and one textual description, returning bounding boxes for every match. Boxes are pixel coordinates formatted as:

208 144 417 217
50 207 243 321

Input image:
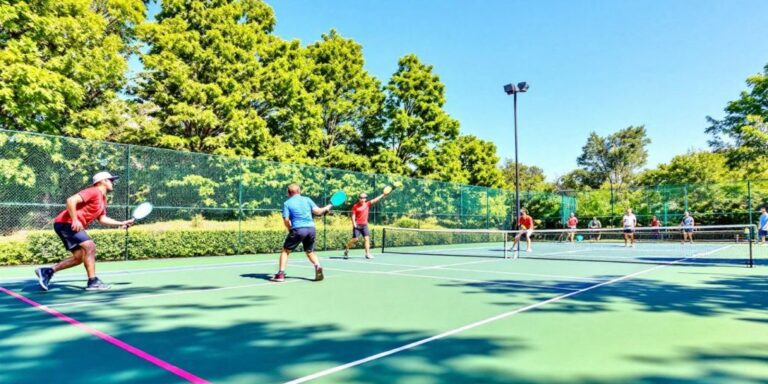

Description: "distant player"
587 217 602 241
622 208 637 247
344 192 386 259
759 207 768 245
272 183 332 282
680 211 695 244
566 212 578 243
511 209 535 252
34 172 134 291
650 215 661 240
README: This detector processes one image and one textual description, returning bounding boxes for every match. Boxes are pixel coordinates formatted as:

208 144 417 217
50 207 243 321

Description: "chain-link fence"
1 129 766 264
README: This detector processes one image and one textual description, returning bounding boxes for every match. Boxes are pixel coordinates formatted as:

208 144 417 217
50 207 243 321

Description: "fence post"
123 145 131 261
323 168 328 251
748 180 753 225
684 185 688 212
485 187 490 229
238 157 243 255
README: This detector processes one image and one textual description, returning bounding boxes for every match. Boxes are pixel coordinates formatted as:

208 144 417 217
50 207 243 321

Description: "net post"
503 231 508 259
749 225 754 268
381 227 386 254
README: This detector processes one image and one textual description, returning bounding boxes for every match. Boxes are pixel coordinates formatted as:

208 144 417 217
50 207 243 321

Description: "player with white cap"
34 171 135 291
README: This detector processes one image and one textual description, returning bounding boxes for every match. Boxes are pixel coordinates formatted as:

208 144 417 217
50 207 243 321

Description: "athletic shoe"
272 271 286 282
343 249 349 259
35 267 54 291
85 278 110 291
365 253 374 259
315 267 324 281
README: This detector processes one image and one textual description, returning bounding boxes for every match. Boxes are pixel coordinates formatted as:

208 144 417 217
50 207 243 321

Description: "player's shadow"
240 273 315 282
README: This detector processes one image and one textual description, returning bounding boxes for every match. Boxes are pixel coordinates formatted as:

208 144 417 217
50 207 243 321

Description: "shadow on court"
1 263 766 383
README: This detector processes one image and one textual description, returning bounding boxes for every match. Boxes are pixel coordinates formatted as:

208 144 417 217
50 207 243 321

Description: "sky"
142 0 768 181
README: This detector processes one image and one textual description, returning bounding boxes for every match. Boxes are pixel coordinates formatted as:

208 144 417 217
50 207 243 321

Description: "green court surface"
1 244 767 383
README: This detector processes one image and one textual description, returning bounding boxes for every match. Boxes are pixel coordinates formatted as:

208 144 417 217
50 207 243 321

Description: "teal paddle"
329 190 347 207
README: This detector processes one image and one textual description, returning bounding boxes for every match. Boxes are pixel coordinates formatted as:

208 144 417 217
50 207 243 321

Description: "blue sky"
142 0 768 180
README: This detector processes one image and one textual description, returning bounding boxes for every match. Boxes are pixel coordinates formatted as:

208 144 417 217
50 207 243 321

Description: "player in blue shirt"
680 211 695 244
758 207 768 245
272 183 332 282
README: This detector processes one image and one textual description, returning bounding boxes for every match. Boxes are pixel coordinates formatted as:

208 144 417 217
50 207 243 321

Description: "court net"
381 225 762 267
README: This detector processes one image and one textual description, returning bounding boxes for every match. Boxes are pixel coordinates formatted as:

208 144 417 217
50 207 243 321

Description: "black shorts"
352 224 370 238
623 228 635 234
283 227 316 252
54 223 92 251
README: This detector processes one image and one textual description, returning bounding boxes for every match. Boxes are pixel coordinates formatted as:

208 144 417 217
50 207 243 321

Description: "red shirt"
518 215 533 229
650 218 660 227
351 201 373 225
567 217 578 228
53 187 107 229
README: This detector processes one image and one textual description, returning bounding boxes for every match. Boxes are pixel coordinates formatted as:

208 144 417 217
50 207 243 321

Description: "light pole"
503 82 529 233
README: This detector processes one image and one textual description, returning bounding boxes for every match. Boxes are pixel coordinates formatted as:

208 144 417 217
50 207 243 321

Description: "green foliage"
0 0 144 136
305 30 385 163
135 0 276 157
576 126 651 189
500 161 552 192
383 54 460 172
638 151 743 186
707 63 768 172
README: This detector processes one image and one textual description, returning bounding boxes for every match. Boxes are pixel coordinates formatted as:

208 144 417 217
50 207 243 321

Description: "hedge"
0 227 383 266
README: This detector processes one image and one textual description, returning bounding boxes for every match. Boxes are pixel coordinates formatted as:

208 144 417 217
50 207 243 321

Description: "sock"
88 277 97 283
314 263 321 270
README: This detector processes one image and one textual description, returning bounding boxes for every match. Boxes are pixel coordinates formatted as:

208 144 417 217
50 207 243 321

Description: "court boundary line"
284 245 732 384
0 286 209 384
292 264 582 292
49 279 306 309
336 259 601 282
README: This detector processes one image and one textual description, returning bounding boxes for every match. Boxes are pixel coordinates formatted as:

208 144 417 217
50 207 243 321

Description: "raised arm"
369 193 386 205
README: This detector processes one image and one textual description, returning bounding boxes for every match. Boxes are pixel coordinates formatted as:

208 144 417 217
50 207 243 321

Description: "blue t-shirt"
682 216 694 227
282 195 318 229
760 212 768 230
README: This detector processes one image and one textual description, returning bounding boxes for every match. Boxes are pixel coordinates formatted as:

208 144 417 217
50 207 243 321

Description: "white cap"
92 171 119 185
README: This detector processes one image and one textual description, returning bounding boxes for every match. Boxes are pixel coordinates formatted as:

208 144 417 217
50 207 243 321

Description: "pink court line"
0 286 209 384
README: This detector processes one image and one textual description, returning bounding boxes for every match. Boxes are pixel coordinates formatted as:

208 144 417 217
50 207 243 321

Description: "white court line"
0 259 277 284
385 272 580 291
338 258 601 282
284 245 733 384
49 279 305 309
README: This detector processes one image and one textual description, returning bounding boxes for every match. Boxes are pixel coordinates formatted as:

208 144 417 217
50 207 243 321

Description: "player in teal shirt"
758 207 768 245
272 183 332 282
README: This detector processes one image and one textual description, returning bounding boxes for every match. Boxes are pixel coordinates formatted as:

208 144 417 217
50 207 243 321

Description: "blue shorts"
54 223 92 251
682 228 693 233
623 228 634 234
758 229 767 238
352 224 370 238
283 227 316 252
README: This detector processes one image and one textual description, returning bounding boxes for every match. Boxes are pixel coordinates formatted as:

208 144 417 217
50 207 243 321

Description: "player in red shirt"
34 172 135 291
343 192 386 259
511 209 535 252
566 212 579 243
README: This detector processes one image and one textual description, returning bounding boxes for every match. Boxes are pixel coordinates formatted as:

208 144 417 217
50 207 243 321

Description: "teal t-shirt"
282 195 318 228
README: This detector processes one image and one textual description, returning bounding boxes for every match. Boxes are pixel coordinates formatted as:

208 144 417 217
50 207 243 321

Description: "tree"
305 30 385 163
382 54 459 173
706 63 768 172
0 0 145 136
638 151 746 186
576 126 651 190
501 160 553 192
135 0 278 158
